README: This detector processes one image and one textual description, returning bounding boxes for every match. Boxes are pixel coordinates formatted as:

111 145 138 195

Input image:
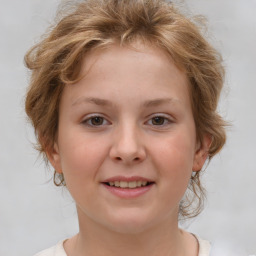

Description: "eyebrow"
72 97 180 107
142 98 180 107
72 97 113 107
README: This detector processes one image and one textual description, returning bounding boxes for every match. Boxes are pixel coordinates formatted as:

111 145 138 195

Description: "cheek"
58 137 109 202
58 133 108 183
151 131 196 186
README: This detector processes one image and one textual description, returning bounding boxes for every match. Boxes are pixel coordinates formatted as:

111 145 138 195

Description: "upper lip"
102 176 155 183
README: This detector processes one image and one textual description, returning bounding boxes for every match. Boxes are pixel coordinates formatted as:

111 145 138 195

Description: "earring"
54 170 66 186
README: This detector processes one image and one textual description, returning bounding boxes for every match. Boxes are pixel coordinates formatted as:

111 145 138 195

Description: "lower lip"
102 183 154 199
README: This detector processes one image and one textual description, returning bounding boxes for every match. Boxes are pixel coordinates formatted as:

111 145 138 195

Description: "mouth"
103 181 154 189
101 176 155 198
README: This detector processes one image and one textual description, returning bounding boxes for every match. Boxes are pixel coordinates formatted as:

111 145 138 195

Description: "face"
49 43 209 234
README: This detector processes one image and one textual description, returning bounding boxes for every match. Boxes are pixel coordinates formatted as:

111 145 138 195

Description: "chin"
102 210 158 235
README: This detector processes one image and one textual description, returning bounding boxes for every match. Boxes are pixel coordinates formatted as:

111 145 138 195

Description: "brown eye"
83 116 109 127
151 116 165 125
90 116 104 126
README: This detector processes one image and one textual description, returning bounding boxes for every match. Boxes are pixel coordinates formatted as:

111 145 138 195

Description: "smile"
106 181 153 188
102 176 155 198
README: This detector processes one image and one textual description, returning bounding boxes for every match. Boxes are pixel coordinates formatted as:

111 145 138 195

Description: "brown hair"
25 0 226 218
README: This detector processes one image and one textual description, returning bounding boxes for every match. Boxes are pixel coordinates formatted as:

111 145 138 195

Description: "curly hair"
25 0 226 219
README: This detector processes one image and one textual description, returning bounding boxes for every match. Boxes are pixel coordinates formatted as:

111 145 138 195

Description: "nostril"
114 156 140 162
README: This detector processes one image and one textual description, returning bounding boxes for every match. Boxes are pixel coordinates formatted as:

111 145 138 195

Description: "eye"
147 115 172 126
82 115 110 127
151 116 166 125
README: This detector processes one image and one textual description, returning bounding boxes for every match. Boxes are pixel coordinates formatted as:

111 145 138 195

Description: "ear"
192 134 212 172
46 142 62 174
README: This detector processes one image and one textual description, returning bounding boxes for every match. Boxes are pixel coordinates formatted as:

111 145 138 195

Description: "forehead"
63 42 191 110
79 42 188 86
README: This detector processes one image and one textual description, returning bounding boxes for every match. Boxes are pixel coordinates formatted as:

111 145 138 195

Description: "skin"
48 42 210 256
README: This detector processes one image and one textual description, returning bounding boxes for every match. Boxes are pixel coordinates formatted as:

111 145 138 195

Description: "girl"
25 0 226 255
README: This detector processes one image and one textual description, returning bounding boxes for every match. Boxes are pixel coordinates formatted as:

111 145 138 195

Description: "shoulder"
195 236 211 256
33 240 67 256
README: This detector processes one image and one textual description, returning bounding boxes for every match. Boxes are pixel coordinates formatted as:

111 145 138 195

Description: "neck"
64 207 198 256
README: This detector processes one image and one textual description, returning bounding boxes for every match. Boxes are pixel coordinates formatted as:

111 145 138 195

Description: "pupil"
152 117 164 125
92 117 103 125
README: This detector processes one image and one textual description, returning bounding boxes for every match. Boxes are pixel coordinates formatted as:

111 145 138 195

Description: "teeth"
120 181 128 188
142 181 147 186
107 181 150 188
128 181 136 188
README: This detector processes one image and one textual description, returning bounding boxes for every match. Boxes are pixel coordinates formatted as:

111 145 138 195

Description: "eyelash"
146 115 173 127
82 114 173 127
82 115 110 127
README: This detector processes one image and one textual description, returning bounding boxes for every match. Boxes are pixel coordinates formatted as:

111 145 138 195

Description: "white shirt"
34 237 211 256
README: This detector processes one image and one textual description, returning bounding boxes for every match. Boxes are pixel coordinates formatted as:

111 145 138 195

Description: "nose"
109 123 146 165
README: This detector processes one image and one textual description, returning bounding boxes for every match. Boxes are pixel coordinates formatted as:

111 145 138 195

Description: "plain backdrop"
0 0 255 255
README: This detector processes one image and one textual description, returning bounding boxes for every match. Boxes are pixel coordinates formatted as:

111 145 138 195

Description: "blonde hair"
25 0 226 218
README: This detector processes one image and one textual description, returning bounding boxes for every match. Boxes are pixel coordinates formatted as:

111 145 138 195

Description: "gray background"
0 0 255 255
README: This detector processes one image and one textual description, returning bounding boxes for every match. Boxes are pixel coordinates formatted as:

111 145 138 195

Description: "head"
25 0 226 219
